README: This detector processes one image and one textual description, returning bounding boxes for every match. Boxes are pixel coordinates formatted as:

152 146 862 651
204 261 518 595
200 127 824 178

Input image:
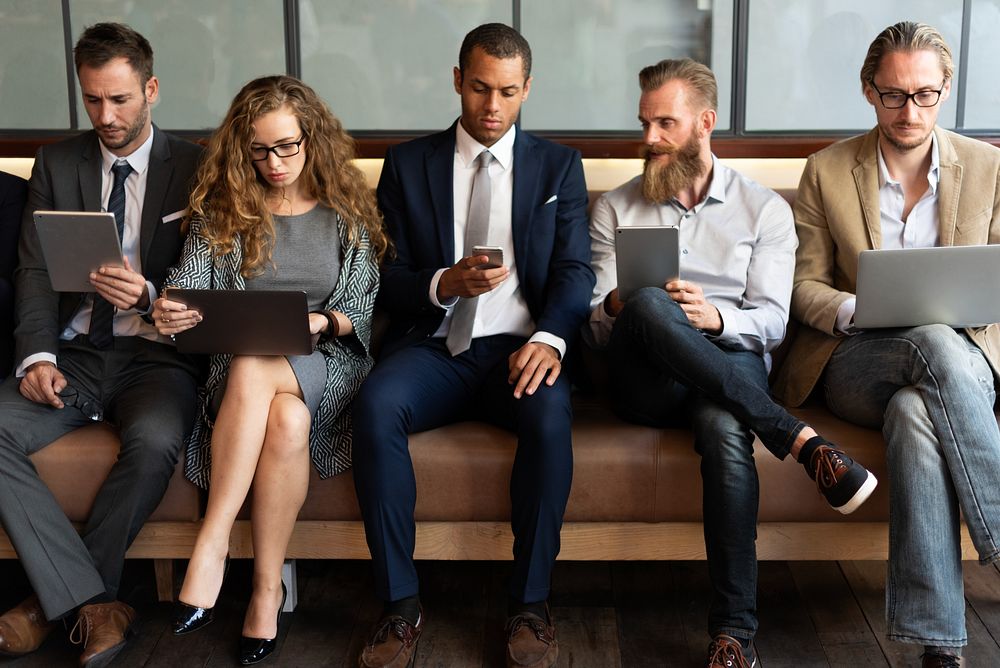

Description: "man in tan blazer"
774 21 1000 668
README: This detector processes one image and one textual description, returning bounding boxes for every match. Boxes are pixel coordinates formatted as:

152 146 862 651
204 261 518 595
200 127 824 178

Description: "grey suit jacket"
13 127 202 367
773 127 1000 406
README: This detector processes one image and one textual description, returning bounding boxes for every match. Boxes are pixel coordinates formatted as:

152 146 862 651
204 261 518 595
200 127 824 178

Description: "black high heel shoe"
238 582 287 665
172 555 230 635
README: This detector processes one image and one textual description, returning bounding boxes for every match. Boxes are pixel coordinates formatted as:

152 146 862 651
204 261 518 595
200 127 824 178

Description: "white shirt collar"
99 126 154 176
455 119 516 171
877 131 940 194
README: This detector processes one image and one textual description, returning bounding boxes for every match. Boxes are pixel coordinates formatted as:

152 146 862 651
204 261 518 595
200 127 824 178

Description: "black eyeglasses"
250 137 304 162
869 79 947 109
59 386 104 422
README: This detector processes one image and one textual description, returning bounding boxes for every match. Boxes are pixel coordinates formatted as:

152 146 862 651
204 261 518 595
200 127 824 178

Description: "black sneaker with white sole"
801 436 878 514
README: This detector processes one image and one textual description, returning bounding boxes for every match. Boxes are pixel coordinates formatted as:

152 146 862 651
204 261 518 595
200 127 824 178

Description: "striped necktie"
88 161 132 349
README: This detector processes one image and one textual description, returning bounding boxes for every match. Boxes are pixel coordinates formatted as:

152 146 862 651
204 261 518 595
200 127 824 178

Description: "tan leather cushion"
29 423 200 522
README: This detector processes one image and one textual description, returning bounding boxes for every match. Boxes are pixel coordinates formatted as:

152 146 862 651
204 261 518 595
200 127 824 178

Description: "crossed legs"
179 355 310 638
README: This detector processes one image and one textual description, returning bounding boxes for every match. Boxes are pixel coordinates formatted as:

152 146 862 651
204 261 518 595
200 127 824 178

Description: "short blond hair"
639 58 717 111
860 21 953 90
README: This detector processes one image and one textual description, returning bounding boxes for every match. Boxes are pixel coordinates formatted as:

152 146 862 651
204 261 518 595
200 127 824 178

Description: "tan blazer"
773 127 1000 407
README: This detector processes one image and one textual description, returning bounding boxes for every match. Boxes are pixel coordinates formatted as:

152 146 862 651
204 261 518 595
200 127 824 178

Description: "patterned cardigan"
165 212 379 489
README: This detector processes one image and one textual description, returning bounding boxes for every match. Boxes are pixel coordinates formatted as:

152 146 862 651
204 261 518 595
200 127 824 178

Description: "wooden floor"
3 558 1000 667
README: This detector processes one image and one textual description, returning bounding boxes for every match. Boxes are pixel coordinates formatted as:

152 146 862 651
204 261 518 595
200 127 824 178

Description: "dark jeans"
608 287 805 641
352 335 573 605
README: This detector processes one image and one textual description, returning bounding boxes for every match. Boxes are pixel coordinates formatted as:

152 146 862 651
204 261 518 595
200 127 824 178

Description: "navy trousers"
352 335 573 604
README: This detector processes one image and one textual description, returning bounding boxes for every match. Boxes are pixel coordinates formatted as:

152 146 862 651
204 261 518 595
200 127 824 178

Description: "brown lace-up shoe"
0 595 54 656
505 610 558 668
706 634 756 668
358 611 423 668
71 601 136 668
921 651 962 667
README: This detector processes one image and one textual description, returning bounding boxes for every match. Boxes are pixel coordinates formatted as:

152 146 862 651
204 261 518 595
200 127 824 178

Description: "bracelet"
317 310 339 342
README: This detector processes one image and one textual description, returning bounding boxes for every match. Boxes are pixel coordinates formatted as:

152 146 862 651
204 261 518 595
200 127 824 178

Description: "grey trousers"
0 336 198 621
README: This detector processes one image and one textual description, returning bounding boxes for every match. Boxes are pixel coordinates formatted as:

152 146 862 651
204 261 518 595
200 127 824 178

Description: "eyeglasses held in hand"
59 386 104 422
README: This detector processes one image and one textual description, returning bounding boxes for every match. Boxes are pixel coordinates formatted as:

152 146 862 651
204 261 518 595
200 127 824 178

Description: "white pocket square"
544 195 558 204
161 208 187 224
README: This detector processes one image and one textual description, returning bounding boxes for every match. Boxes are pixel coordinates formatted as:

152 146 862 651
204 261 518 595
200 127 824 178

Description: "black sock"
384 595 420 626
508 597 549 624
797 434 826 465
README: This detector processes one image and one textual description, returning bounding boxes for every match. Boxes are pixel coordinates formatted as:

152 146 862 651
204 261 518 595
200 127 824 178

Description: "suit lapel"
935 128 962 247
852 128 882 250
79 135 102 213
511 130 539 279
141 127 173 261
425 127 456 264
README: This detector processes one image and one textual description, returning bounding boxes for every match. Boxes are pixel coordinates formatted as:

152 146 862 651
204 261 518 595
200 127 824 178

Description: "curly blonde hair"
185 75 388 275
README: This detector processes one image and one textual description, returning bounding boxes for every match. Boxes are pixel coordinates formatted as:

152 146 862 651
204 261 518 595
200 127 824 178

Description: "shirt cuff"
835 297 857 335
429 268 458 310
137 281 157 316
529 331 566 360
16 352 57 378
710 306 740 345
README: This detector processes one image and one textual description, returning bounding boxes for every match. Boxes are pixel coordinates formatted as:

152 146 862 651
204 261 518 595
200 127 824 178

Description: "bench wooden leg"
154 559 175 602
281 559 297 612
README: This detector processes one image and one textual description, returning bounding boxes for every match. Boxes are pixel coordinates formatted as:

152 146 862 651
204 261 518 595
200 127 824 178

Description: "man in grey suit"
0 23 201 667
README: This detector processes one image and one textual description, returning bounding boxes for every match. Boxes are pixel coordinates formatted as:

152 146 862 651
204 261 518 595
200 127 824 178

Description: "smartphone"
471 245 504 269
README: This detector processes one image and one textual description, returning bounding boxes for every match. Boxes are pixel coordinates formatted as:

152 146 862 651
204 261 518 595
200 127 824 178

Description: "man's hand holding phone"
437 247 509 301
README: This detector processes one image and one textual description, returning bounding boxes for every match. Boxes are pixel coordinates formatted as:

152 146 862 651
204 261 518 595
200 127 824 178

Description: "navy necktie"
89 161 132 349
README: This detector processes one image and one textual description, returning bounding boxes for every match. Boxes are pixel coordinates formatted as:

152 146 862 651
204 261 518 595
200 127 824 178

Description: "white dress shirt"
833 134 941 333
427 121 566 357
588 156 796 370
17 129 165 377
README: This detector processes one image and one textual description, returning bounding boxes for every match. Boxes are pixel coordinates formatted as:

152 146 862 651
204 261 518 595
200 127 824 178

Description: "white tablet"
33 211 123 292
615 226 680 300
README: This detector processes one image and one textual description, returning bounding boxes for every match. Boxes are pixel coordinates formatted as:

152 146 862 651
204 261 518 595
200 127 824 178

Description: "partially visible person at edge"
152 75 388 666
774 20 1000 668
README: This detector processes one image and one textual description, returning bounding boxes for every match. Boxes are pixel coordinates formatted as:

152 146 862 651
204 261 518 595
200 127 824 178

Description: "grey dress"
244 206 342 415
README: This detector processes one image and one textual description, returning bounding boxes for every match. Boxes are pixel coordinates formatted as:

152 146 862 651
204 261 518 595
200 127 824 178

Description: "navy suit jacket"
14 127 202 367
376 123 595 356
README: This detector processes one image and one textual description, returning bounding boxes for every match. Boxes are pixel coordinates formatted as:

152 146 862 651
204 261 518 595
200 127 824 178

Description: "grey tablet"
170 289 312 356
33 211 123 292
615 226 681 300
855 245 1000 328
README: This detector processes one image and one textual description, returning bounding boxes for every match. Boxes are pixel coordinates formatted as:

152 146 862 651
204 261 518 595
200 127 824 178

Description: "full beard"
99 102 149 151
641 132 705 205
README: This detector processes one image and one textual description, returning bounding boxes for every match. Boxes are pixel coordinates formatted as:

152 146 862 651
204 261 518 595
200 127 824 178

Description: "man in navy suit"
354 23 594 668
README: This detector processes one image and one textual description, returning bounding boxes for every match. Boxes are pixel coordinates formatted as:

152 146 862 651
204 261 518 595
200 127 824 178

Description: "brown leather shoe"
505 610 558 668
358 611 423 668
921 652 962 667
0 594 54 656
706 634 756 668
70 601 136 668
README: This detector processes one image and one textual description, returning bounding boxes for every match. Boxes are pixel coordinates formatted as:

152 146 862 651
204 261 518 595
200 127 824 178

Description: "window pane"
0 0 70 129
745 0 962 132
522 0 733 131
301 1 511 131
70 0 285 130
964 1 1000 130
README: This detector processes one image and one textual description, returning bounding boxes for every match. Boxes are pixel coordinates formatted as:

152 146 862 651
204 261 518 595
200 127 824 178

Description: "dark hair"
458 23 531 80
74 22 154 85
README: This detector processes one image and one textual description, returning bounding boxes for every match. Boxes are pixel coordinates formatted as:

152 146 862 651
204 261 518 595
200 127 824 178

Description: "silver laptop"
615 226 680 300
169 289 312 355
854 245 1000 329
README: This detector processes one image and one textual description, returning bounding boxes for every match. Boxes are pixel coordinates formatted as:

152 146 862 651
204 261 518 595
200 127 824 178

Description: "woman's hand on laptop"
152 293 202 335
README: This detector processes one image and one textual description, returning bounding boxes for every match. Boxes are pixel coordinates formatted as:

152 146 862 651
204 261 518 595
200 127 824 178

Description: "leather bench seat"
30 422 200 523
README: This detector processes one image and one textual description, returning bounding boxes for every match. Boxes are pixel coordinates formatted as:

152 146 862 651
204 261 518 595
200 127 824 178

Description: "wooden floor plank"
611 561 690 667
411 560 491 667
669 561 717 666
787 561 887 667
838 560 911 668
552 606 621 668
963 561 1000 645
754 561 828 667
